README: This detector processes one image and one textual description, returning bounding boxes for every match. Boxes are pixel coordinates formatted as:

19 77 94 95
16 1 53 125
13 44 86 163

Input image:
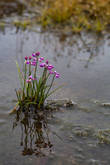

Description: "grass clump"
15 51 60 111
96 129 110 144
13 20 31 31
42 0 75 23
29 0 110 32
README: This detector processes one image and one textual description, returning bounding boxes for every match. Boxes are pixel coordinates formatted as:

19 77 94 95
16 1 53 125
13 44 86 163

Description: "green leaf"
45 85 63 99
15 61 23 88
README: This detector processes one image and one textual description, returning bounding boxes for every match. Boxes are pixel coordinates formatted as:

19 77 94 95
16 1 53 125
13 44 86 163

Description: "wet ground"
0 0 25 18
1 1 110 165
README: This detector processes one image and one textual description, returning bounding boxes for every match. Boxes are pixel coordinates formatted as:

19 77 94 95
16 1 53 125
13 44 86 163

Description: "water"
1 1 110 164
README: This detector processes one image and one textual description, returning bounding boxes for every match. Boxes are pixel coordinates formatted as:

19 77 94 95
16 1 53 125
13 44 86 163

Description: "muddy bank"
0 0 26 18
1 0 110 34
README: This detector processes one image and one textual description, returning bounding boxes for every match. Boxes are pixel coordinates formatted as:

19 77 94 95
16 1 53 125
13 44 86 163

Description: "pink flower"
39 57 44 62
54 71 60 78
31 61 36 66
29 56 32 60
46 60 48 64
40 57 44 60
55 74 60 78
49 71 54 74
25 56 28 60
40 63 46 67
29 75 33 79
26 61 30 64
32 53 36 57
26 79 31 83
35 52 40 56
33 57 37 61
47 65 54 70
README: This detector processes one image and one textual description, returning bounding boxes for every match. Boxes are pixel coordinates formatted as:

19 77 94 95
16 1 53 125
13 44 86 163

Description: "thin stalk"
33 58 38 97
34 78 41 103
40 68 47 88
44 74 55 100
40 72 49 101
36 68 48 106
27 61 31 98
23 62 27 99
34 57 38 79
29 61 31 76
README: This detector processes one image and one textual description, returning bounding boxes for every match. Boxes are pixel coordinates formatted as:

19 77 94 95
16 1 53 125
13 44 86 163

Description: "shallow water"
1 2 110 164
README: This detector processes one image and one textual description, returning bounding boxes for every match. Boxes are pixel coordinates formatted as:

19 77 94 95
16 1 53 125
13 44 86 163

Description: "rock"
47 99 77 108
74 146 83 152
101 102 110 107
72 126 94 137
75 154 85 160
87 159 100 165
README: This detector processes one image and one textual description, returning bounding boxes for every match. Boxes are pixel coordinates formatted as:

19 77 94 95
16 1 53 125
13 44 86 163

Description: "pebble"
87 159 101 165
101 102 110 107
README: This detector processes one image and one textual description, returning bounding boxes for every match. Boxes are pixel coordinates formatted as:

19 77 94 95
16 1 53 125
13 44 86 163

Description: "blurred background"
0 1 110 165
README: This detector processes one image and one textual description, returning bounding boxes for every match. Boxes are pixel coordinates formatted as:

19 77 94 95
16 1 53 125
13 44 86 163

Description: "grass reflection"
13 109 53 156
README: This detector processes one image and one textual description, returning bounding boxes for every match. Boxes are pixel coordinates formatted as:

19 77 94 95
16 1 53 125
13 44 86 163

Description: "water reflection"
14 28 108 69
13 110 53 156
0 0 109 70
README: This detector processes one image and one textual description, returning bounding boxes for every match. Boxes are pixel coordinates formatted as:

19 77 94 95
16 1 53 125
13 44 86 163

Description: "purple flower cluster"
39 62 60 78
25 52 40 65
25 51 60 83
32 52 40 57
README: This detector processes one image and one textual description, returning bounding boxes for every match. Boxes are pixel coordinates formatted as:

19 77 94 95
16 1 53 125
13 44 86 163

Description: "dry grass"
26 0 110 32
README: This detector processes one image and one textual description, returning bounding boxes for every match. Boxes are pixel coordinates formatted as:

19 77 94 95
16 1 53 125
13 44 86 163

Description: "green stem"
29 61 31 76
41 68 47 88
23 63 27 99
44 74 55 101
34 57 38 79
27 61 31 98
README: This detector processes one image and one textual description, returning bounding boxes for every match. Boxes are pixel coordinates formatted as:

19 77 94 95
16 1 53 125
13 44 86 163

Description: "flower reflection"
13 110 53 156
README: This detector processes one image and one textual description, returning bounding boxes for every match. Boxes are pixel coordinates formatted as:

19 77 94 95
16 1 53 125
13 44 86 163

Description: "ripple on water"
0 119 6 124
0 25 110 164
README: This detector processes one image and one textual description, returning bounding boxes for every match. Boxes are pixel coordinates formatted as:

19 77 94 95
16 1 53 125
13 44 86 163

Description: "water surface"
1 2 110 164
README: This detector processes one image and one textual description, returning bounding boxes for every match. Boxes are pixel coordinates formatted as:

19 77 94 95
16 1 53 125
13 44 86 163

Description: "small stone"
101 102 110 107
75 154 85 160
75 146 83 152
87 159 100 165
47 99 77 108
88 143 97 148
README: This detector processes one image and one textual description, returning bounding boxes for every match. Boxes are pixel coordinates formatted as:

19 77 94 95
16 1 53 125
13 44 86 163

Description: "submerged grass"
26 0 110 32
72 125 110 145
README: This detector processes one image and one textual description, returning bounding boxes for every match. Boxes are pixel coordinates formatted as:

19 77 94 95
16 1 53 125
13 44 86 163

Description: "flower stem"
44 74 55 100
